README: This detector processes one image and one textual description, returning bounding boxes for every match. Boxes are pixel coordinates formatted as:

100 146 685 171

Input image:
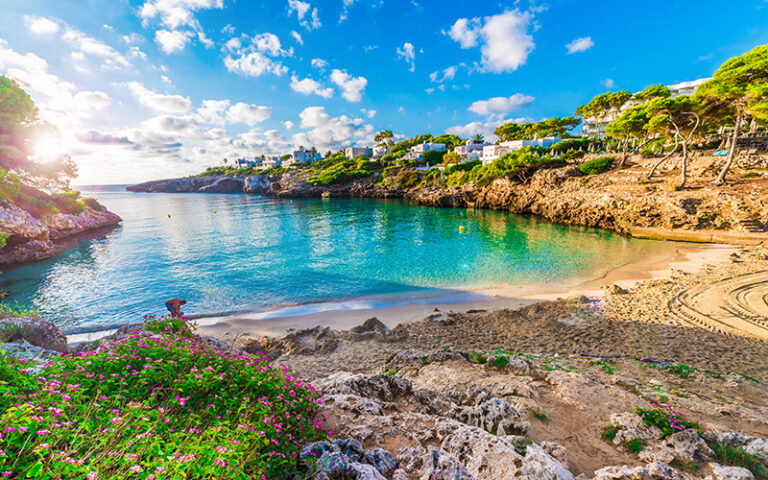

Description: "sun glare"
35 135 62 157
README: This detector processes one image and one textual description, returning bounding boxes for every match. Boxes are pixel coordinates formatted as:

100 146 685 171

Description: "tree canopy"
494 116 580 142
696 45 768 183
0 76 77 190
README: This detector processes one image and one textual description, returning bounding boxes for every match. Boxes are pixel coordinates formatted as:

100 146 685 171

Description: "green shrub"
742 171 760 178
0 233 8 249
0 317 326 478
423 149 446 166
466 352 487 364
665 364 699 379
708 441 766 479
51 190 86 215
636 404 705 437
489 355 509 369
82 197 105 211
601 424 619 441
625 438 647 454
579 156 615 175
0 168 20 201
530 408 548 421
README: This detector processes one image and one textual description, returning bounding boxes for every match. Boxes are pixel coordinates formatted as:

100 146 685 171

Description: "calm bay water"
1 186 674 334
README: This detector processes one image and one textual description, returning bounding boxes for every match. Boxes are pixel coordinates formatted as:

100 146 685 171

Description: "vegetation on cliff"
0 77 101 222
0 316 326 479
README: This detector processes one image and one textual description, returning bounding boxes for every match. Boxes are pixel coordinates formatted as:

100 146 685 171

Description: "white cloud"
223 32 291 77
128 46 148 60
361 108 376 119
283 120 295 130
140 0 224 29
290 30 303 45
602 78 616 88
72 91 112 110
446 9 535 73
447 17 480 48
127 81 192 113
290 75 333 98
468 93 534 117
226 102 272 126
24 15 60 35
293 106 373 151
565 36 594 54
396 42 416 72
430 65 459 83
123 33 143 44
339 0 360 22
224 52 287 77
61 28 131 69
155 29 193 54
196 99 230 124
311 58 327 70
330 69 367 102
139 0 223 53
288 0 321 30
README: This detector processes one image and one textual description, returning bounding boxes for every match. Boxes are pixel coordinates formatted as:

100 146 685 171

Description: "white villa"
405 142 446 161
261 156 281 169
234 158 257 169
481 136 561 166
582 78 711 138
454 140 490 163
345 147 373 158
373 145 390 159
292 149 323 164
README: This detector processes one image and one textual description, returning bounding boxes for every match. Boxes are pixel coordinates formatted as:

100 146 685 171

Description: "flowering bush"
0 317 327 479
636 404 705 437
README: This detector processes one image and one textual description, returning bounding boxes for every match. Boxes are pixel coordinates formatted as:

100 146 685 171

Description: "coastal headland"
128 152 768 246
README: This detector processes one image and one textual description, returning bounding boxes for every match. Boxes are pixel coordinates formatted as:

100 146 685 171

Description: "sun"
35 135 62 158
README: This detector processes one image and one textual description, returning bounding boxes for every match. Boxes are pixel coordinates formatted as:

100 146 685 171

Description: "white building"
480 137 561 166
582 78 711 138
261 156 281 169
292 149 323 164
373 145 390 159
410 142 446 154
345 147 373 158
234 158 257 169
454 140 490 158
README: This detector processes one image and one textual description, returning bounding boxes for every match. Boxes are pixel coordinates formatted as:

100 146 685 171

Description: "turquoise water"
1 186 673 334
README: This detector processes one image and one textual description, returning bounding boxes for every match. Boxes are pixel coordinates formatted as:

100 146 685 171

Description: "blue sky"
1 0 767 184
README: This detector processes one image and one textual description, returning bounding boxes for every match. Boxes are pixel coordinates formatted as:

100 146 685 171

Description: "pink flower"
130 465 143 473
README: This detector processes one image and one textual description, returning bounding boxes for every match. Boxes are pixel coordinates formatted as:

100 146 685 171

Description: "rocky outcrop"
0 201 121 267
198 176 244 193
0 315 68 352
128 159 768 243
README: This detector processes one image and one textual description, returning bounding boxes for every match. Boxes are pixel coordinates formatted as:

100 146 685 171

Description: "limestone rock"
244 325 340 358
448 396 530 435
593 462 682 480
0 315 67 353
641 429 713 464
345 318 408 343
301 439 394 480
706 464 755 480
610 412 664 446
395 446 474 480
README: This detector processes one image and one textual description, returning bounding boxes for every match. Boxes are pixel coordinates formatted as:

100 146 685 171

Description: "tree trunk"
714 113 743 185
679 140 688 189
618 136 629 168
648 135 679 180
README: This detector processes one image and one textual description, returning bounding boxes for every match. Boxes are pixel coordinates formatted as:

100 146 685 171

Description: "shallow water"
1 186 676 333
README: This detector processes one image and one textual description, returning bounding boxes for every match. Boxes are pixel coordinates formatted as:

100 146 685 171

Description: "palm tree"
472 134 484 143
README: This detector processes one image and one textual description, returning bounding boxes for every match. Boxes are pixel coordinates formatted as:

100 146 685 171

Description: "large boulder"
301 439 396 480
448 396 530 436
244 325 340 358
396 446 474 480
712 433 768 462
610 412 664 446
706 464 755 480
0 315 67 353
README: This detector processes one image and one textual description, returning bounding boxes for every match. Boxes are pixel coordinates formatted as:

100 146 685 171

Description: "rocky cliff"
127 161 768 243
0 201 122 267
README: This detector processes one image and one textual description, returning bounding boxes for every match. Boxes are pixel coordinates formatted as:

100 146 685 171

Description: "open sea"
0 185 676 334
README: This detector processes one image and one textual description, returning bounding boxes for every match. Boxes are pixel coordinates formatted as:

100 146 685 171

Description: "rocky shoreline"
128 155 768 245
0 201 122 267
